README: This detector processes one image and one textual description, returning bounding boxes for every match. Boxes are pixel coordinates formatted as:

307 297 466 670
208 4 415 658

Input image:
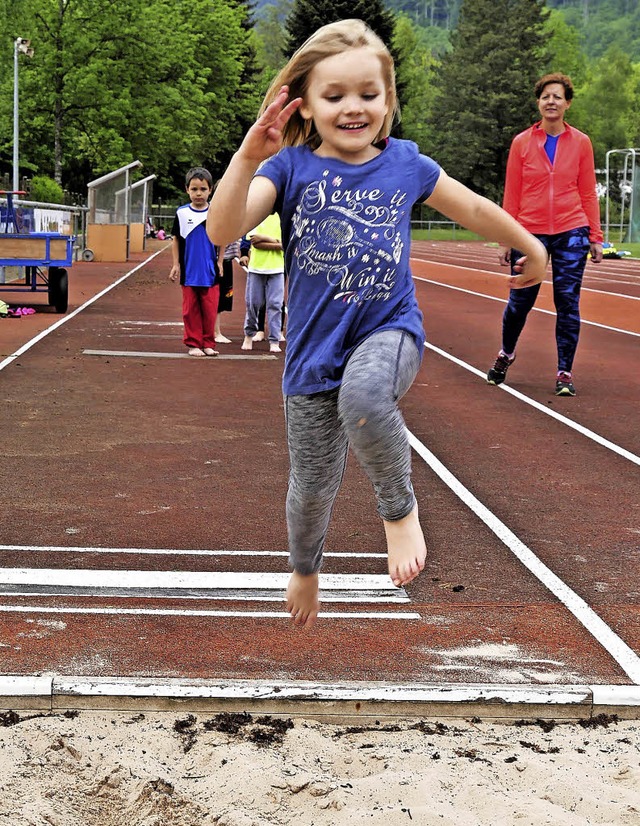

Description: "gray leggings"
285 329 421 575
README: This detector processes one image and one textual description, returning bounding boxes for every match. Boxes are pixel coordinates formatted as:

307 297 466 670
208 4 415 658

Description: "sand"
1 708 639 825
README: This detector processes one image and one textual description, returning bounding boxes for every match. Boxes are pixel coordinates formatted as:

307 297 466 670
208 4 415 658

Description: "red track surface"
0 241 638 696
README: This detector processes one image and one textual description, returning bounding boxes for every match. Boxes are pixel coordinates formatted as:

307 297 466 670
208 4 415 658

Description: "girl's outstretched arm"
207 87 302 247
425 171 548 288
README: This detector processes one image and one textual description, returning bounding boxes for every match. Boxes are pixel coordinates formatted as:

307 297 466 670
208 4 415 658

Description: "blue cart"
0 191 73 313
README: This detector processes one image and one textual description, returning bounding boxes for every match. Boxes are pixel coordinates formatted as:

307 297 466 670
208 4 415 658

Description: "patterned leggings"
284 329 421 575
503 226 590 372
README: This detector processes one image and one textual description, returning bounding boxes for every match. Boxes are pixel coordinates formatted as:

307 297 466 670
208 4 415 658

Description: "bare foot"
383 504 427 587
269 343 281 353
285 571 319 629
215 334 232 344
241 336 253 350
252 331 265 342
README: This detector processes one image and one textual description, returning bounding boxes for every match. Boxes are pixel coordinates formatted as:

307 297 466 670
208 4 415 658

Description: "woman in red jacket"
487 73 603 396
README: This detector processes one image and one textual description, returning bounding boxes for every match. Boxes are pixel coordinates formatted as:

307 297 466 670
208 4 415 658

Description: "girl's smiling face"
300 47 390 164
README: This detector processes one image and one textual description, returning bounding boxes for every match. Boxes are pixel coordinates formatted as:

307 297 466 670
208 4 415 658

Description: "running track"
0 240 638 719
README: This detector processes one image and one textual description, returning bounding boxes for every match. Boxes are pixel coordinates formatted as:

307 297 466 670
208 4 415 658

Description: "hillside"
253 0 640 59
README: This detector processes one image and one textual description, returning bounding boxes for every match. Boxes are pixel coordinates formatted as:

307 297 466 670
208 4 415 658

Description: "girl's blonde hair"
260 19 398 150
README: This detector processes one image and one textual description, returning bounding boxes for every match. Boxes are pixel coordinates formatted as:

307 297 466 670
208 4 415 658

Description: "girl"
207 19 547 629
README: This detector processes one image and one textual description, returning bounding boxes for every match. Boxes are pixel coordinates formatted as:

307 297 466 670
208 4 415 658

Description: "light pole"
13 36 35 192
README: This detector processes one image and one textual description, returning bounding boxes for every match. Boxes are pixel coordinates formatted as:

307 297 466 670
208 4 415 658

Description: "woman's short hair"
535 73 574 101
260 19 398 149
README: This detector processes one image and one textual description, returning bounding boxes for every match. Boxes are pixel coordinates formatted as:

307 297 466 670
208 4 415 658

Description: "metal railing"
0 196 89 257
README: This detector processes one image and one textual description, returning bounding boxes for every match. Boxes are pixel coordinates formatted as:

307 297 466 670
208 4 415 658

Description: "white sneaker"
188 347 205 357
203 347 219 356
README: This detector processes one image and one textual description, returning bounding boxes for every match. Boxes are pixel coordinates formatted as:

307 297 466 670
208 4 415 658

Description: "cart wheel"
48 266 69 313
82 248 95 262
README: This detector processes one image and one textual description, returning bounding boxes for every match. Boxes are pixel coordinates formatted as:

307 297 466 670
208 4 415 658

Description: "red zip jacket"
502 121 603 244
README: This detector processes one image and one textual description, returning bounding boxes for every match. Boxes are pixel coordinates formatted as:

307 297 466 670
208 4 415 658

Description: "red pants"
182 285 219 349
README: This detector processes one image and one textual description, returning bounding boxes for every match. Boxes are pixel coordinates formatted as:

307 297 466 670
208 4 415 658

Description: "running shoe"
487 352 515 385
555 371 576 396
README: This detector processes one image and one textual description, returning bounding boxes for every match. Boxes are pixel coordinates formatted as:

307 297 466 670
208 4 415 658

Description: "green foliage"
547 0 640 60
28 175 65 203
285 0 395 56
392 15 438 151
254 0 290 71
569 47 640 166
383 0 640 61
543 8 588 84
0 0 263 200
428 0 548 202
1 0 637 206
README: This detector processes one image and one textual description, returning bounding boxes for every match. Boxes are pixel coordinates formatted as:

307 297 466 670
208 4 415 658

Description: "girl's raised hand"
238 86 302 164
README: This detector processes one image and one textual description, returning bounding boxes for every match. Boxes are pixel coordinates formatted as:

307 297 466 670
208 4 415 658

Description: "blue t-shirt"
172 204 219 287
544 133 560 165
258 138 441 395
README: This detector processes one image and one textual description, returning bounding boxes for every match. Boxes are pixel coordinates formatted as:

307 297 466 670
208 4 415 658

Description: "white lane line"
411 259 640 301
115 321 182 326
413 275 640 337
0 605 419 620
0 248 167 372
0 570 397 590
0 569 408 604
83 350 277 360
0 545 387 559
407 429 640 684
585 275 640 291
424 341 640 468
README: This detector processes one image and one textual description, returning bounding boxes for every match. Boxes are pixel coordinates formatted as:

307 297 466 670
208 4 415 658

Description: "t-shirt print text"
292 172 407 305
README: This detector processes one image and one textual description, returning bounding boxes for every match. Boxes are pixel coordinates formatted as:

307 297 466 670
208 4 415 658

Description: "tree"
392 15 438 152
543 8 588 86
427 0 549 203
0 0 263 199
29 175 65 203
254 0 290 72
284 0 395 57
569 47 639 166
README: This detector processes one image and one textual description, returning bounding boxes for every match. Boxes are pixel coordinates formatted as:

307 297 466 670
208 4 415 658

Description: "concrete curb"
2 676 639 721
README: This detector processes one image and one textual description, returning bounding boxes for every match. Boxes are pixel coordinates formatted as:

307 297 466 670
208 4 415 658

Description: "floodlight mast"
13 37 35 193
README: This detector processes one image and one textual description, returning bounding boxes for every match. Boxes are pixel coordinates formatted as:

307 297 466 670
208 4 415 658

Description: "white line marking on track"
0 569 397 591
0 545 387 559
406 429 640 684
424 341 640 468
83 350 277 360
0 248 167 373
115 321 182 326
411 259 640 301
413 276 640 337
0 569 409 604
0 605 420 620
